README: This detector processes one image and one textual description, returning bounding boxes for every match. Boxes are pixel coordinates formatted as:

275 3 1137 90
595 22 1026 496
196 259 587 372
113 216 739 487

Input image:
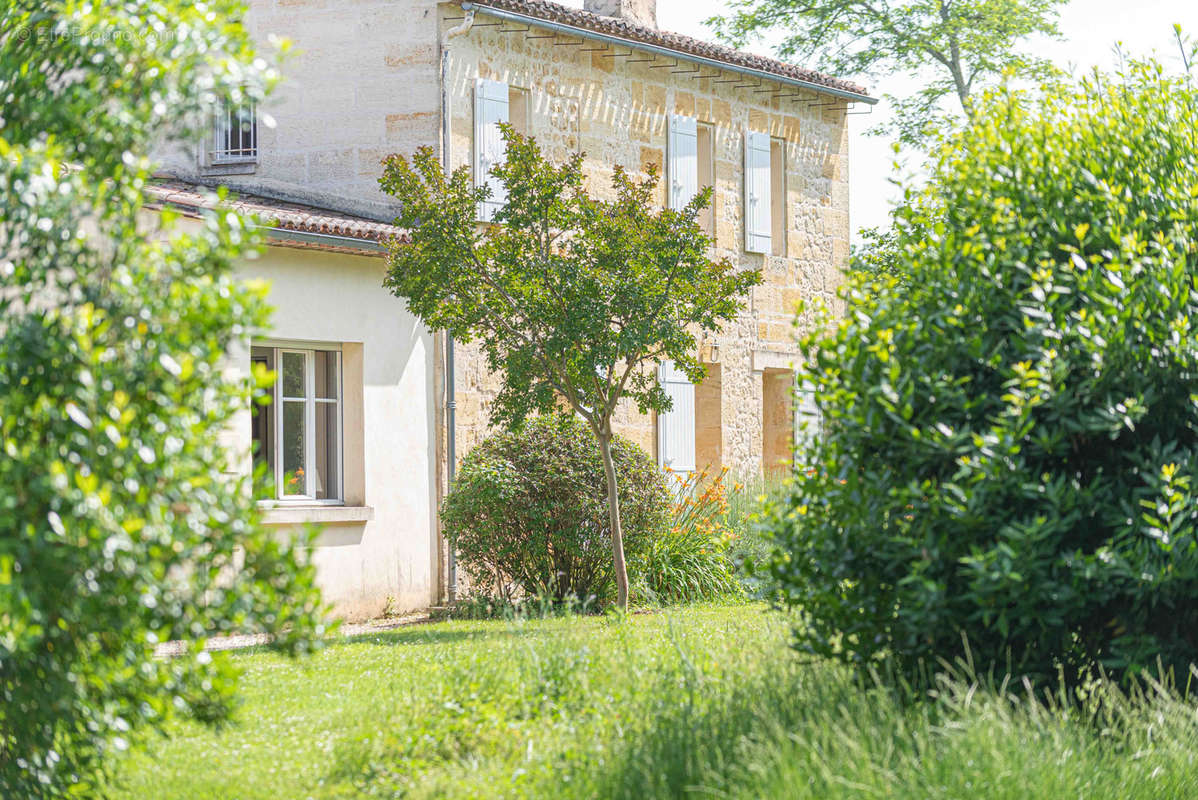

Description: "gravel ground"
154 612 432 658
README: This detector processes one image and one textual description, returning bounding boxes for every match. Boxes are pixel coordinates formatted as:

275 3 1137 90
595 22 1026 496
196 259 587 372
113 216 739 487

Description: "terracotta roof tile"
144 178 408 248
466 0 872 101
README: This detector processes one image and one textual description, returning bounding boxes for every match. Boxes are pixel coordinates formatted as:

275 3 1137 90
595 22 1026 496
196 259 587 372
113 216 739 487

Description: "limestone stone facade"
443 3 859 478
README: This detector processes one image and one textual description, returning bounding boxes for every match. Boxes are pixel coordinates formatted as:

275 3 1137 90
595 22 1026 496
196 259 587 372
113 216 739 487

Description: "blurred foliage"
762 56 1198 687
0 0 325 794
849 225 907 285
721 472 789 595
442 414 670 605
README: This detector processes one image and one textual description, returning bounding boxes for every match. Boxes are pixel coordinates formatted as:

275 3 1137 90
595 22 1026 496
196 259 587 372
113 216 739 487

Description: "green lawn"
111 604 1198 799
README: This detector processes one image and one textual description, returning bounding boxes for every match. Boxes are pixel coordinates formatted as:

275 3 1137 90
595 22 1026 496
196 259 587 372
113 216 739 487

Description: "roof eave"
145 198 395 255
459 2 877 105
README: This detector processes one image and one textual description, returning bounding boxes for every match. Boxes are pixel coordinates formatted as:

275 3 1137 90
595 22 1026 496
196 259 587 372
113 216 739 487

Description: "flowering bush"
637 468 742 602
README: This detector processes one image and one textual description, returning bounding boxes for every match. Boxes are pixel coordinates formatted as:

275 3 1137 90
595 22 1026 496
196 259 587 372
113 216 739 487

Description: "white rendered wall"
236 244 438 620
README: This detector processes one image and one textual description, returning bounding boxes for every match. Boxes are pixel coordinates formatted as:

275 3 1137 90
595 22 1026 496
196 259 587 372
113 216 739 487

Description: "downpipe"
440 8 474 604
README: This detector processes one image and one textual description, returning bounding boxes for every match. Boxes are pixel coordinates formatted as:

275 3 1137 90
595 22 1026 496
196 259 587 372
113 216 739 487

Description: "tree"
707 0 1065 146
380 129 761 610
0 1 325 794
849 225 906 283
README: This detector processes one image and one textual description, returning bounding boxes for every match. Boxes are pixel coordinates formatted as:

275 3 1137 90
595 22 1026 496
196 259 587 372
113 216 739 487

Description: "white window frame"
254 342 343 505
212 98 258 165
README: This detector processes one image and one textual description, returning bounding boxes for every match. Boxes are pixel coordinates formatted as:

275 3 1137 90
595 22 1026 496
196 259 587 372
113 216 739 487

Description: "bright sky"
560 0 1198 241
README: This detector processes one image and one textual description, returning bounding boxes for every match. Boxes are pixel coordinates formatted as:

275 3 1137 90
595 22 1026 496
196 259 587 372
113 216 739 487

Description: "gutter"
265 227 389 254
460 2 877 105
441 8 476 605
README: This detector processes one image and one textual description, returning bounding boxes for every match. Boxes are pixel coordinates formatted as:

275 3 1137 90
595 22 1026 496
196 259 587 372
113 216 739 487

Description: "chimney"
583 0 657 29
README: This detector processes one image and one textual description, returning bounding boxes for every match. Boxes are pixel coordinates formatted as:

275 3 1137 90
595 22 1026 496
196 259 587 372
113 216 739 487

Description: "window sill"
259 505 374 526
200 162 257 177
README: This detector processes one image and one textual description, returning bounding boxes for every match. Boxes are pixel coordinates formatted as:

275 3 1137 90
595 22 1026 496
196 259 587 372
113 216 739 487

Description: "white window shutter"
668 114 698 210
474 78 510 222
657 361 696 474
744 130 771 253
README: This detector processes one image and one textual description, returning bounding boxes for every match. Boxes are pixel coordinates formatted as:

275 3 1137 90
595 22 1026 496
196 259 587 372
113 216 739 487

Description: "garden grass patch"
111 604 1198 799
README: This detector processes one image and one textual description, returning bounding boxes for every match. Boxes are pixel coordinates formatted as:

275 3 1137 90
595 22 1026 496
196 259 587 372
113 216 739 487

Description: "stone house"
150 0 873 618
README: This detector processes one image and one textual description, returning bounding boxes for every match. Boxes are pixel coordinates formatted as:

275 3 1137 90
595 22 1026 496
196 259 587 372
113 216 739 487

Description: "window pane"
250 354 276 499
282 351 305 398
314 401 339 500
314 351 338 400
282 400 306 496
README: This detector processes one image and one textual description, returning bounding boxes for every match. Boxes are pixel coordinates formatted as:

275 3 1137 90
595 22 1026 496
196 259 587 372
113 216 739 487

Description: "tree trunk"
597 428 630 611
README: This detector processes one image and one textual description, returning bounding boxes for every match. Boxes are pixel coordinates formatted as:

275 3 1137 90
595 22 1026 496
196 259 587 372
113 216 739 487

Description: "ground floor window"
762 368 795 476
251 343 342 502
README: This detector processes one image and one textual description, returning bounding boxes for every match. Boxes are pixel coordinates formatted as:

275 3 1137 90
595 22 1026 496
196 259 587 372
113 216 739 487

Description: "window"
212 98 258 164
251 344 342 502
474 82 533 220
657 360 696 476
669 116 716 237
475 78 511 221
668 114 698 211
696 122 715 237
770 138 786 256
509 86 530 136
744 132 788 255
794 382 822 450
744 130 771 253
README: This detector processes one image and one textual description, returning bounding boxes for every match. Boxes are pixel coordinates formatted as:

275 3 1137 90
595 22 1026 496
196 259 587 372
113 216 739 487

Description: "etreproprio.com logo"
11 23 180 45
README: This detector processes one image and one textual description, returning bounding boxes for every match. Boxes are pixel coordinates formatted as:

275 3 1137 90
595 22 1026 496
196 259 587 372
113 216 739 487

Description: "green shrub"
0 1 325 795
764 60 1198 686
638 470 742 602
443 414 669 604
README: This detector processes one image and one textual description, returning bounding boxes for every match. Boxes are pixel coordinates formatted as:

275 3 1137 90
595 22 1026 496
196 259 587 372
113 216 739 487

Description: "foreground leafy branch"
0 1 326 794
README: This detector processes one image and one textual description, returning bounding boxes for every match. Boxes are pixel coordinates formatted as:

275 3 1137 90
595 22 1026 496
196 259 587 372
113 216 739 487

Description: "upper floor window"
668 114 715 237
474 78 530 222
769 137 786 256
744 131 787 255
744 131 771 254
212 98 258 165
251 344 342 503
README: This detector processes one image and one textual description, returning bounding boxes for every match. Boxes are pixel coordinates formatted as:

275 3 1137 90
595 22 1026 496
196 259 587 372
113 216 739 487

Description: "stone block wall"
444 5 850 478
156 0 444 219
